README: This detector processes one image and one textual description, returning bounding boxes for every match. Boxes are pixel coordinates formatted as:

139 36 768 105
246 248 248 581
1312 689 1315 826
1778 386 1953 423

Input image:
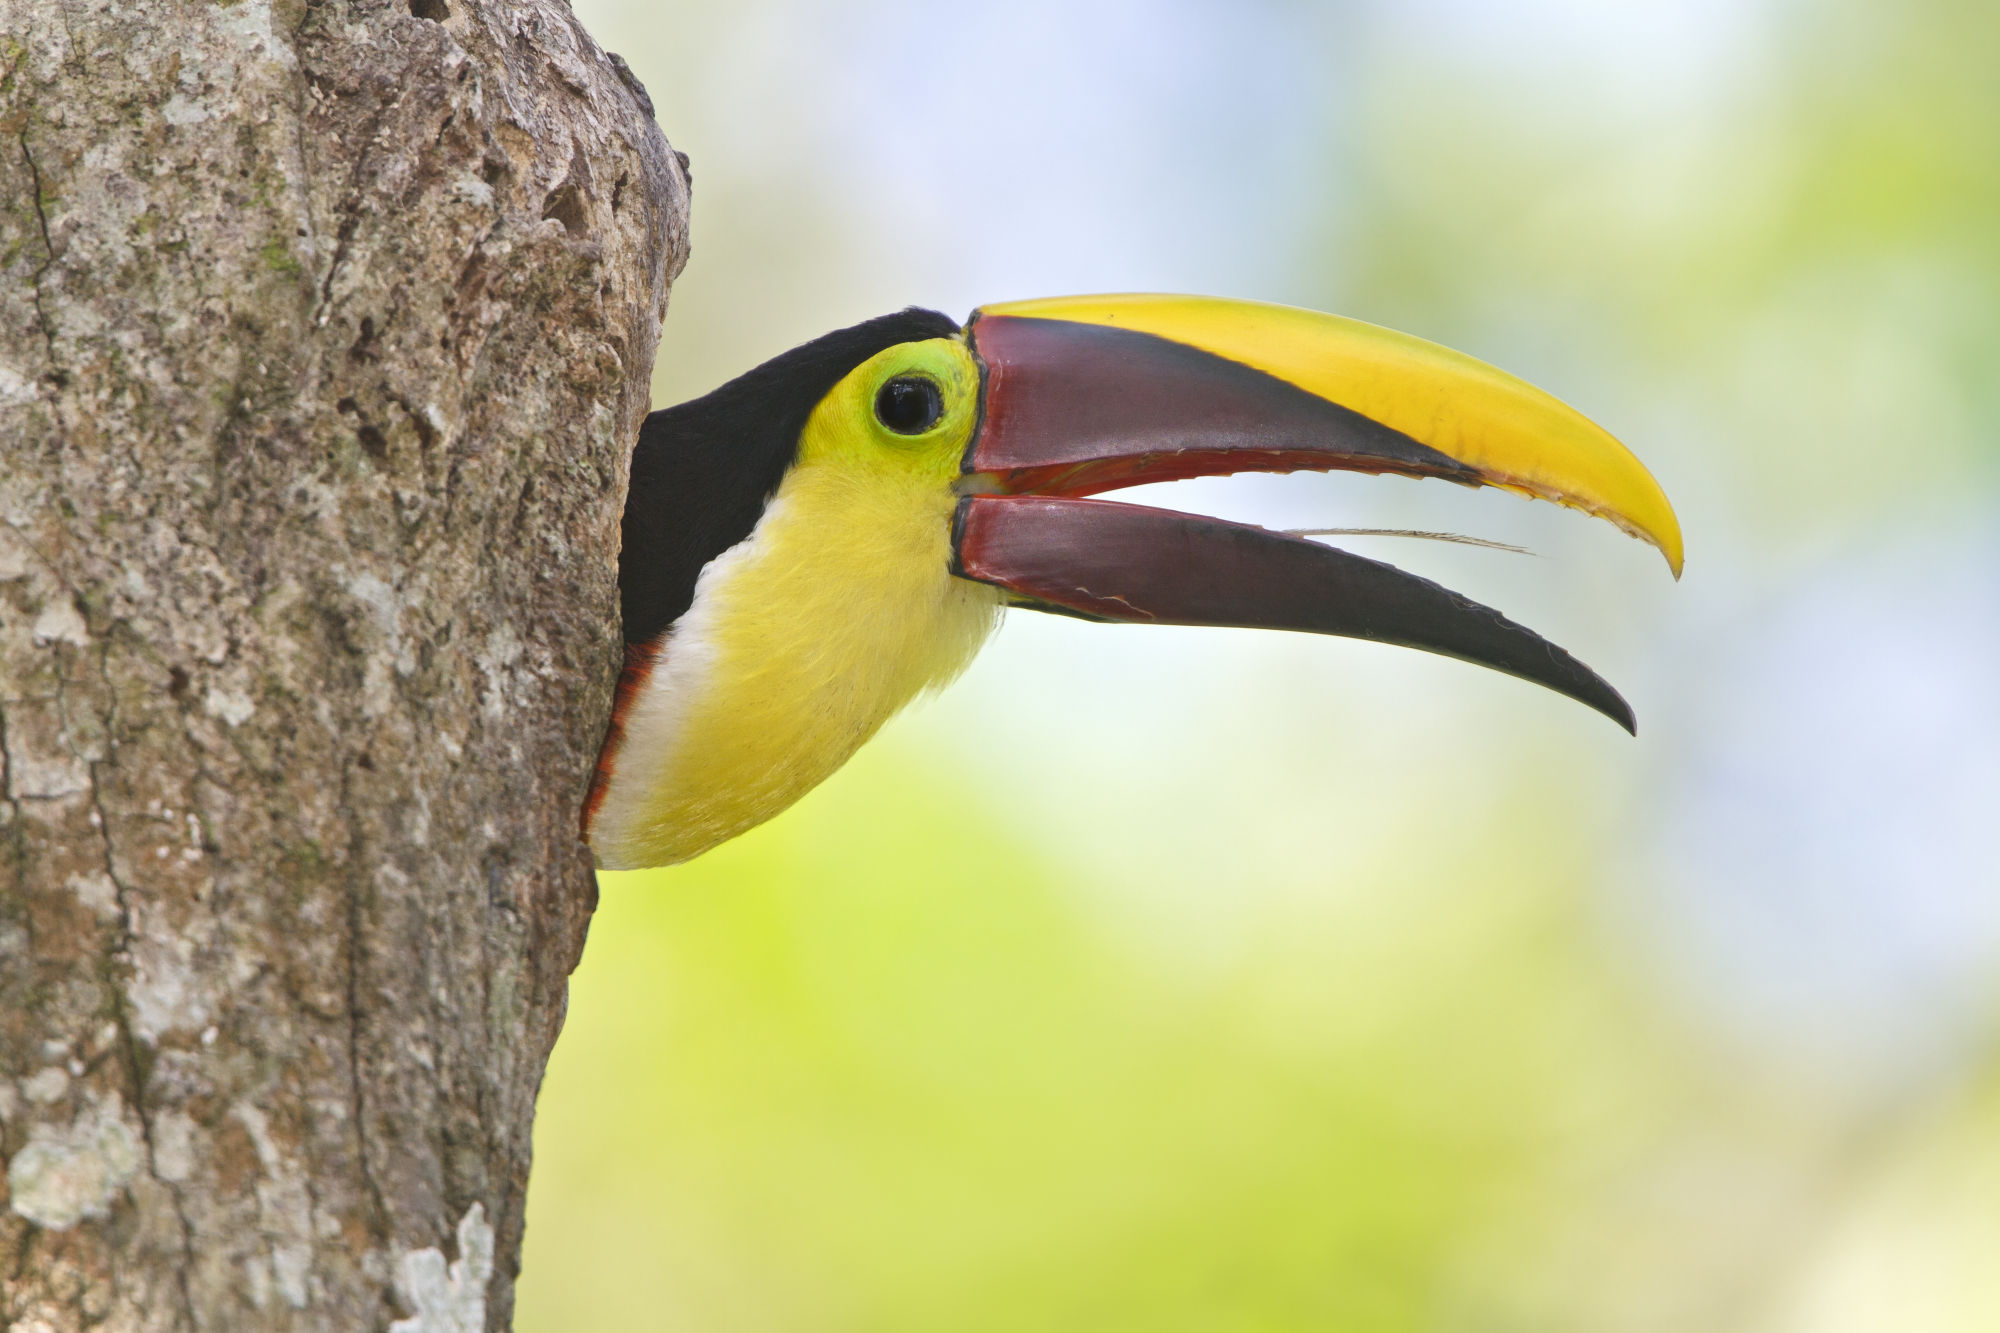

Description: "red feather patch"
581 639 663 840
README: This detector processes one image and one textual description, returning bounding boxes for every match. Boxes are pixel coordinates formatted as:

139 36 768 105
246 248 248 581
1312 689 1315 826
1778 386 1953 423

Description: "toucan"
584 295 1682 872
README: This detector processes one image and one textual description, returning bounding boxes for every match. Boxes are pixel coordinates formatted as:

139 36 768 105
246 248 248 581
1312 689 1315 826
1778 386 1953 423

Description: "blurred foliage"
521 1 2000 1328
526 736 1676 1330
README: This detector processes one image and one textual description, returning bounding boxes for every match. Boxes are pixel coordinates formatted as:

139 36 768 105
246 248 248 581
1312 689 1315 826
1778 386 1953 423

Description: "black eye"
874 375 944 435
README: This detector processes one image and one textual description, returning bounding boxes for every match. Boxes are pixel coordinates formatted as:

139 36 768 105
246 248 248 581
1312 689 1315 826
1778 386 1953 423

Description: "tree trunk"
0 0 687 1326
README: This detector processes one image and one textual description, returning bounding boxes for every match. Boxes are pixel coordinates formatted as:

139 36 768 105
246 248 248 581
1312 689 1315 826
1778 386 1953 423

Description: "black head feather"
620 307 963 648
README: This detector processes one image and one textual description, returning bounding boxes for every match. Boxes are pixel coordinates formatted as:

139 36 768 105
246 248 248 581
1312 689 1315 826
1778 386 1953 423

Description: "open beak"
948 294 1683 733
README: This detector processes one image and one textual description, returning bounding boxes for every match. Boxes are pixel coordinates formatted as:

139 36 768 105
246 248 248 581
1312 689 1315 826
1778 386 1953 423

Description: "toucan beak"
948 295 1684 733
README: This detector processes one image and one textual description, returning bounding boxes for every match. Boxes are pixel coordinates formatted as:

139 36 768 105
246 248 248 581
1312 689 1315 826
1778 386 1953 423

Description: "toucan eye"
874 375 944 435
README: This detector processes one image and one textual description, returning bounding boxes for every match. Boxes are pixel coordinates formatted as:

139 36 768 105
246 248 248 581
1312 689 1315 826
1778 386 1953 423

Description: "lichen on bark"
0 0 688 1326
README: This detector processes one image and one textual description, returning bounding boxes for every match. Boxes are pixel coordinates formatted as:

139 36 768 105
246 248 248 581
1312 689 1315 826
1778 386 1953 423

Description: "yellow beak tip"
1654 526 1685 581
1639 505 1685 581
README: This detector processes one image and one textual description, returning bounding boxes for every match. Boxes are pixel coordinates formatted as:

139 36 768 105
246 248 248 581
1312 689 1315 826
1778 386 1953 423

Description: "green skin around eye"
798 338 980 487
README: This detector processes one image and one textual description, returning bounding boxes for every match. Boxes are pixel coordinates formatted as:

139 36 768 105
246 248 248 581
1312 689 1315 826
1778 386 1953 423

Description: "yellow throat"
589 336 1003 870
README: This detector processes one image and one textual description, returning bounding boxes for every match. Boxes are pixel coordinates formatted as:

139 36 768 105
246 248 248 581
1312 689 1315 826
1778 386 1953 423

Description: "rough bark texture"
0 0 688 1327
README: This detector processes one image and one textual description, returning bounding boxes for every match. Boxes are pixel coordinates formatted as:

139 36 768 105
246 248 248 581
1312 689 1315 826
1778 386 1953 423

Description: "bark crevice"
16 131 60 379
341 754 391 1264
93 753 200 1333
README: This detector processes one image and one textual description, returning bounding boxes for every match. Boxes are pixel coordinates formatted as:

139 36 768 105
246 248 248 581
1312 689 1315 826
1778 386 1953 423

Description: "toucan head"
586 295 1682 872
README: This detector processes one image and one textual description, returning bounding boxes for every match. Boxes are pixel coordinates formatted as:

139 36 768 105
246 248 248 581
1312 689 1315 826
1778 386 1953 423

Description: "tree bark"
0 0 687 1326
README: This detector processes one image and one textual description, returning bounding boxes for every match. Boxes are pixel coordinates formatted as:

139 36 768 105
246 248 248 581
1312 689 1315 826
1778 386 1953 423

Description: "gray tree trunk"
0 0 687 1326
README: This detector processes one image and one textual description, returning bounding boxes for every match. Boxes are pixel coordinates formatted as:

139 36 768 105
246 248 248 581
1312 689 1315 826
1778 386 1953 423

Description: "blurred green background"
521 2 2000 1328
